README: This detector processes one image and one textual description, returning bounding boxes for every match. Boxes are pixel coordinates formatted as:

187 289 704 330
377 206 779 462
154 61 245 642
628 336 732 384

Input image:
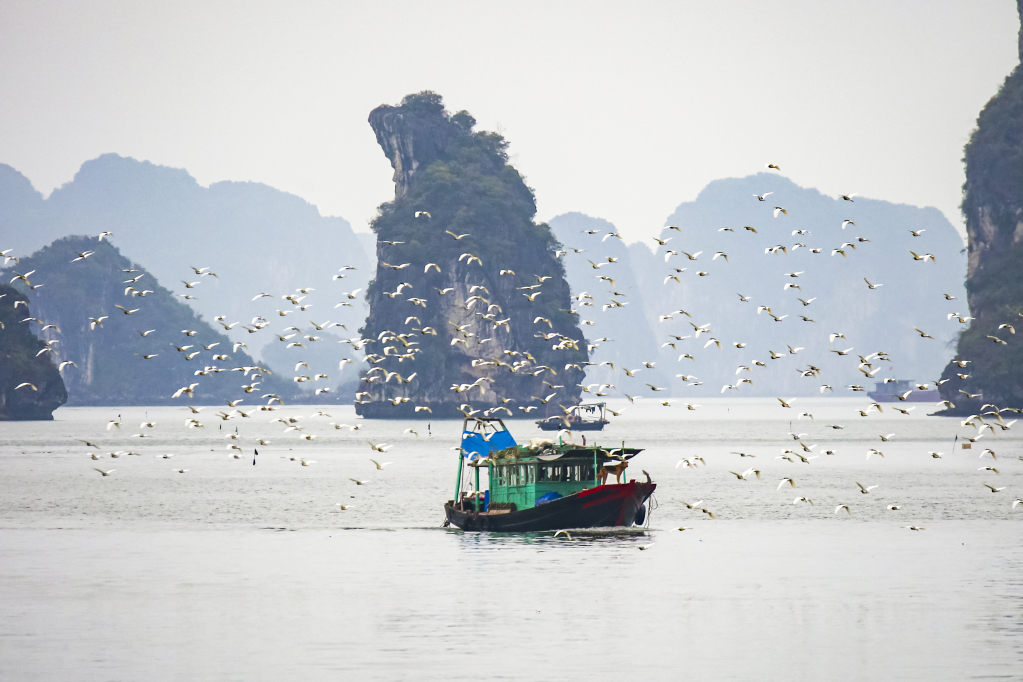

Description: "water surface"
1 398 1020 680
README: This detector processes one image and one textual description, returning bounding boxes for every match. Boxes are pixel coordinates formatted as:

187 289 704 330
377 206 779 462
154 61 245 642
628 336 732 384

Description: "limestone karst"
357 92 588 418
0 283 67 419
938 2 1023 412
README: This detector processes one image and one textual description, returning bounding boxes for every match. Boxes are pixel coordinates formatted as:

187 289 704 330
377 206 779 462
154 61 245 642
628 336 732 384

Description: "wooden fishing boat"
444 416 655 532
535 401 610 432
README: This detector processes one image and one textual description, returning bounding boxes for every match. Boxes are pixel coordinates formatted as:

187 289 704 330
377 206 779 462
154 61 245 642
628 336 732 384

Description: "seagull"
349 478 369 486
835 504 851 515
983 483 1006 493
841 193 857 202
92 468 116 476
753 192 773 201
777 478 797 489
856 482 878 494
71 250 95 262
773 207 788 217
864 279 883 289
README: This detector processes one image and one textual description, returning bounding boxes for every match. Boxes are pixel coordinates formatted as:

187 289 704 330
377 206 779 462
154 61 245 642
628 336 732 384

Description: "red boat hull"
444 480 656 532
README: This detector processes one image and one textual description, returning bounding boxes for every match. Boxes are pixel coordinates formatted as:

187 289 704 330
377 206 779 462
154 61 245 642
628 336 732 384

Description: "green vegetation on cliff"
0 283 67 419
939 11 1023 412
359 92 588 417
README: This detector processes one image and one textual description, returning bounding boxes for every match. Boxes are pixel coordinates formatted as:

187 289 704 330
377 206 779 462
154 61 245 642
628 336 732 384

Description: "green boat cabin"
455 417 642 512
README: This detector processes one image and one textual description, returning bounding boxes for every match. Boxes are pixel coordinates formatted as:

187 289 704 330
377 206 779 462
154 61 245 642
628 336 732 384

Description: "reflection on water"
0 400 1020 680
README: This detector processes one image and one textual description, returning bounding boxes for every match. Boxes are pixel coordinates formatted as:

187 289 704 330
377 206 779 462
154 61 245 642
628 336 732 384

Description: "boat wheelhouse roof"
460 416 640 465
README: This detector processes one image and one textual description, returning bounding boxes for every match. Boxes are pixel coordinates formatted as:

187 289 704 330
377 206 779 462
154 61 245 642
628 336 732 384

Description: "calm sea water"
1 398 1021 681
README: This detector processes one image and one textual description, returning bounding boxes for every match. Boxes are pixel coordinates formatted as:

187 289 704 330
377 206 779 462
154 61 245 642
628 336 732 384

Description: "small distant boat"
867 379 940 403
536 401 610 432
444 416 655 532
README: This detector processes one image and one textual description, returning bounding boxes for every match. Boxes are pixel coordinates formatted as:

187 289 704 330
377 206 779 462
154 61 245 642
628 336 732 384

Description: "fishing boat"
867 379 940 403
535 401 610 431
444 416 655 532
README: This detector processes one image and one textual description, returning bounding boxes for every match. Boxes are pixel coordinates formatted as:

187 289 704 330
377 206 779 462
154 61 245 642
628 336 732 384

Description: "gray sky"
0 1 1018 241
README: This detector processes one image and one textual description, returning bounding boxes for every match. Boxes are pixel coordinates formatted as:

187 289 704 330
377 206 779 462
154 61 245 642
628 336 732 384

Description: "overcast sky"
1 1 1018 241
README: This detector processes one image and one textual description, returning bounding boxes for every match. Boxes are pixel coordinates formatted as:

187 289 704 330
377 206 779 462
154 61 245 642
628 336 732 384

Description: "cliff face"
2 236 291 406
0 284 67 419
357 92 588 418
938 4 1023 412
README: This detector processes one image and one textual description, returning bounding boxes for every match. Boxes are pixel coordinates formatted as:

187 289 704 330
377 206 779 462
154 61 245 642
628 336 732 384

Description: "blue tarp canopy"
460 430 516 461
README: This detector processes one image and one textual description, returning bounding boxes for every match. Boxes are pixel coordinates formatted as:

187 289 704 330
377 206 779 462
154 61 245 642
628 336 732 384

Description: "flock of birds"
3 232 401 503
3 162 1022 528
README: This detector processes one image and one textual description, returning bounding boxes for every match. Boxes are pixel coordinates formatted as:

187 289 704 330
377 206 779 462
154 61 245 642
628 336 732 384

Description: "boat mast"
454 416 468 508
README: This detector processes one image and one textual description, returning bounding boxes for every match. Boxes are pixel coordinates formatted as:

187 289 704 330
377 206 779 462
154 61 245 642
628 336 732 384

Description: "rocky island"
2 236 292 406
0 283 67 419
356 92 588 418
938 3 1023 413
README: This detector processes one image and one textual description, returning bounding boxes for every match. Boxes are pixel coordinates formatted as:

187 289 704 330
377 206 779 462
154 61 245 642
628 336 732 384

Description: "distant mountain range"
0 154 373 378
551 174 967 398
0 154 970 409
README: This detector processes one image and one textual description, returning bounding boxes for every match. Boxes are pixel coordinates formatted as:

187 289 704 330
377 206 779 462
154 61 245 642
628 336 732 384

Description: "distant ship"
867 379 940 403
536 401 610 432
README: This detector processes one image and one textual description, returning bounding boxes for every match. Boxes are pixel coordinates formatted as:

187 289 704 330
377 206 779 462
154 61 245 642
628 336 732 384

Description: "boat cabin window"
538 465 559 482
538 463 595 482
497 465 507 487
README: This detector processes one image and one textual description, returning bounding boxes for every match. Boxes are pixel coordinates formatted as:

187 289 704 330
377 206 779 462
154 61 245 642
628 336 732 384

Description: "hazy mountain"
260 325 362 399
0 155 372 365
554 175 967 400
2 237 293 406
548 212 670 393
